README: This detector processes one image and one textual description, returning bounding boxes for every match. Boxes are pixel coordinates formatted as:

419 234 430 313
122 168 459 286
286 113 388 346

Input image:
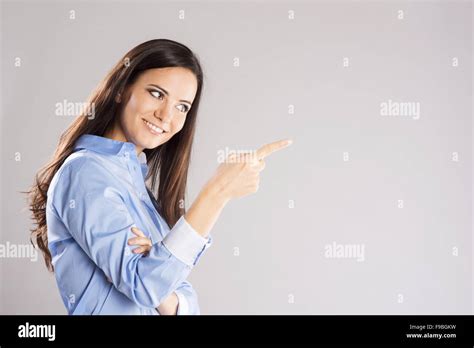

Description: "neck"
104 123 143 156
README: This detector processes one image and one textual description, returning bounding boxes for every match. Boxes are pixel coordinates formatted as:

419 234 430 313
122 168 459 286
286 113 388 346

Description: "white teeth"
144 119 163 134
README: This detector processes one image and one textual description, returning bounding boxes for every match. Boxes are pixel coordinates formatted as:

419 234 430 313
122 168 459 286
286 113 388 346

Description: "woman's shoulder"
61 150 111 178
48 151 118 198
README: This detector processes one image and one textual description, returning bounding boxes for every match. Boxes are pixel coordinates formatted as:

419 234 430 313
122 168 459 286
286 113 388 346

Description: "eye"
148 89 163 100
177 104 190 113
148 88 190 114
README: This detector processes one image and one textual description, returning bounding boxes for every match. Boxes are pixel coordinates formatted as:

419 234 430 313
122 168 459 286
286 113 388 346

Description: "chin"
142 137 168 150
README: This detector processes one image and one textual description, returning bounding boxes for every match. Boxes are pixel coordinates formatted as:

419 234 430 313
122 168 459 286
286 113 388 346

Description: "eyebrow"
147 84 192 105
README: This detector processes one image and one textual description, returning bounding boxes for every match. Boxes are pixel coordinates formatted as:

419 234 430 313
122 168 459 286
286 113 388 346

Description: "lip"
142 118 165 135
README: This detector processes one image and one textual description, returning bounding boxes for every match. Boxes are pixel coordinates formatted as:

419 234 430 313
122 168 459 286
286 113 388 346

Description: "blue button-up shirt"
46 134 212 315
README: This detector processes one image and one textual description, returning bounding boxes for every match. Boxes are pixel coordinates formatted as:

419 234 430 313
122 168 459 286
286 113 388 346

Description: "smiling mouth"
142 118 165 134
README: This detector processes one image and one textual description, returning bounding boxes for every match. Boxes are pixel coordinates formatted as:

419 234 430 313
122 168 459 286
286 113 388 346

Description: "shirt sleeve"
175 280 201 315
50 156 211 309
162 217 212 267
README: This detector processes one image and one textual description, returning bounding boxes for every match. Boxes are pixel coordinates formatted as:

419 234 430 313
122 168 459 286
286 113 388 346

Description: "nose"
153 104 173 131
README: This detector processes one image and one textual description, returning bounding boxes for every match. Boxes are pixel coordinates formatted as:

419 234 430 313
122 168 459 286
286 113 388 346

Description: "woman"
27 39 291 315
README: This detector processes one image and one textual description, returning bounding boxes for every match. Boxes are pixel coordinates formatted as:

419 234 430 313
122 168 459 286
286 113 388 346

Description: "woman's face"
110 67 198 154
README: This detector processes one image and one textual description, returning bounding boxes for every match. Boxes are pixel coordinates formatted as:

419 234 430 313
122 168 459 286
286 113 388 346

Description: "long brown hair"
26 39 204 272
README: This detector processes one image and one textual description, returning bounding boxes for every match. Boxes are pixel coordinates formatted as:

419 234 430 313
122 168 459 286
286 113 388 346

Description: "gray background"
1 0 472 314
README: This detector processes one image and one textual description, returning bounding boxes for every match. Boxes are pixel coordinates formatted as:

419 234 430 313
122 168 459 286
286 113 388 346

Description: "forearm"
156 292 179 315
184 180 229 238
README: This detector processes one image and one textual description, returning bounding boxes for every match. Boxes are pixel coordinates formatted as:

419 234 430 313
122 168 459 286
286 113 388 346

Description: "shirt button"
123 151 130 159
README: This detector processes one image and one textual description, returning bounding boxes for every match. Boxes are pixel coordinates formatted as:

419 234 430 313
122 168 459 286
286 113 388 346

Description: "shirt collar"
74 134 149 179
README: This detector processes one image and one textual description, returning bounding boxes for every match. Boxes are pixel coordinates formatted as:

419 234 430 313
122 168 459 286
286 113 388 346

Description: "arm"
184 139 292 238
156 292 179 315
127 139 292 313
154 281 200 315
151 153 266 314
175 280 201 315
184 180 229 239
51 157 211 309
128 230 202 315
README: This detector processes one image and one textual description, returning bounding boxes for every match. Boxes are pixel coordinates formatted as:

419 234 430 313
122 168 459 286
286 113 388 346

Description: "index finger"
256 139 292 160
131 227 145 238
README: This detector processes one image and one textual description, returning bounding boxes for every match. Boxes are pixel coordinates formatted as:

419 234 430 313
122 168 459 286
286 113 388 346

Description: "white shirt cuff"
162 215 212 267
175 291 189 315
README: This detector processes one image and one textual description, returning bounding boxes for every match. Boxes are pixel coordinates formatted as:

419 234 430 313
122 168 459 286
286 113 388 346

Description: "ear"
115 93 122 103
